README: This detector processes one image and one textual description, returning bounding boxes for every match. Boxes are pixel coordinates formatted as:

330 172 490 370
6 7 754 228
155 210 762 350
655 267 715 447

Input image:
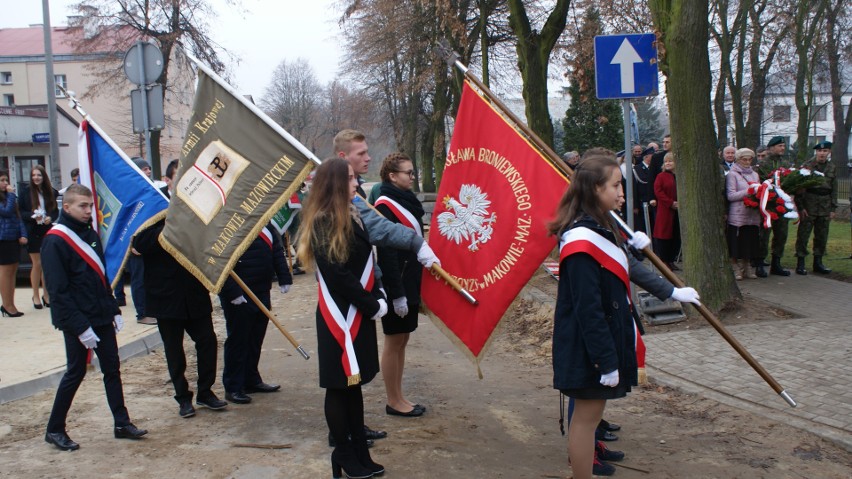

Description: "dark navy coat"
552 217 637 392
218 224 292 309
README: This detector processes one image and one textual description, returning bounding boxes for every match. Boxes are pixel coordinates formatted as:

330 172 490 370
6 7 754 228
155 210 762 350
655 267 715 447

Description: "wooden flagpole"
229 271 309 360
284 232 295 273
437 41 796 408
355 194 478 305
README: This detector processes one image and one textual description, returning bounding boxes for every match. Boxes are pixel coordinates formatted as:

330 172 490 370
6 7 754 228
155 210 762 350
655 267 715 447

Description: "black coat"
133 219 212 320
18 185 59 234
374 183 424 306
218 224 292 309
315 218 384 389
42 214 120 335
552 216 637 392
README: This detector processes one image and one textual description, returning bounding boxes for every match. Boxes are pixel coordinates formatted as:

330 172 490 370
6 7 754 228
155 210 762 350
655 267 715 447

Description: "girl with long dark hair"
0 170 27 316
19 165 58 309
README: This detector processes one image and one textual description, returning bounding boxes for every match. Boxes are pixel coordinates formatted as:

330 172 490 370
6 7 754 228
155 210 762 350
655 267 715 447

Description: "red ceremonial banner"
422 81 570 361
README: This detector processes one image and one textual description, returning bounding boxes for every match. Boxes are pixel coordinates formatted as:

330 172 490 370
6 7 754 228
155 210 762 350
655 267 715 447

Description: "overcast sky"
0 0 344 99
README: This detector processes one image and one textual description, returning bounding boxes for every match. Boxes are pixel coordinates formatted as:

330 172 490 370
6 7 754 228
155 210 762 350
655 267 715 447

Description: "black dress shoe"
599 419 621 432
386 404 425 417
245 382 281 393
45 431 79 451
196 393 228 410
114 423 148 439
595 427 618 441
363 425 387 440
179 401 196 418
225 391 252 404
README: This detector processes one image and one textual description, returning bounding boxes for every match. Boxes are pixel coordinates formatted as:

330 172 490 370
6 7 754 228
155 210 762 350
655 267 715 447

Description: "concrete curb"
0 330 163 405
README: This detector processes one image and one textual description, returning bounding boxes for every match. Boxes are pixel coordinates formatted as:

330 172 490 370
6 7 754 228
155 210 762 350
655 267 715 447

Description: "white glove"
231 295 248 305
600 369 619 387
671 287 701 305
627 231 651 250
280 284 291 294
392 297 409 317
371 299 388 320
78 327 100 349
113 314 124 334
416 242 440 268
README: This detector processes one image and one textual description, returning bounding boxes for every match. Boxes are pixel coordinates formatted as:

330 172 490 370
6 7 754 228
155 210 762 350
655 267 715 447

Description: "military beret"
767 136 786 147
813 140 832 150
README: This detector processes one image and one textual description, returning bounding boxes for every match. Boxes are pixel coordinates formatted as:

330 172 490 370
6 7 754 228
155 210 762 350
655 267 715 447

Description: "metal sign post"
124 41 164 175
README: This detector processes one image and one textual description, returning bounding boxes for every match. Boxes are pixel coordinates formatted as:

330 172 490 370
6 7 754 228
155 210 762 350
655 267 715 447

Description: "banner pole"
437 43 796 408
284 232 294 274
355 194 478 305
229 271 310 360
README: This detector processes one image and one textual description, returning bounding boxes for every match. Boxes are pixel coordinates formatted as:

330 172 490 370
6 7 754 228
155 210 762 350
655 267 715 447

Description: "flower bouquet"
743 179 798 228
773 167 824 193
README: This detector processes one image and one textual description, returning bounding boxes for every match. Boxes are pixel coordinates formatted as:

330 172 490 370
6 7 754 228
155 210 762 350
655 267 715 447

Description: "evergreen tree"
562 7 623 153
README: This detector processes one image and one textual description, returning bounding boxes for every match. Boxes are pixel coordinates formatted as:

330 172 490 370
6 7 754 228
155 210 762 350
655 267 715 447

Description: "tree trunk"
651 0 740 312
792 1 826 162
825 1 851 168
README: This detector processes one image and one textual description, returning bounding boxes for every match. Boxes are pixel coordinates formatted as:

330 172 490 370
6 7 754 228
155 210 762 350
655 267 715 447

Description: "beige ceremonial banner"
160 69 315 292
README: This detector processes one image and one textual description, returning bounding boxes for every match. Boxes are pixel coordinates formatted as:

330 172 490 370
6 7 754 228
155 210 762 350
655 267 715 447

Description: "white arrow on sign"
610 39 643 94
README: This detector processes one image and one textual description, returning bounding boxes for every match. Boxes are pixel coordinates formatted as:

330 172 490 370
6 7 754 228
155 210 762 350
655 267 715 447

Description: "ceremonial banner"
77 120 169 288
421 81 570 361
270 193 302 235
160 68 316 292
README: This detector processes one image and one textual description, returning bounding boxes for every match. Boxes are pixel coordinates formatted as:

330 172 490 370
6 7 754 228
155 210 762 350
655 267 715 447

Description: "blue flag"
77 120 169 288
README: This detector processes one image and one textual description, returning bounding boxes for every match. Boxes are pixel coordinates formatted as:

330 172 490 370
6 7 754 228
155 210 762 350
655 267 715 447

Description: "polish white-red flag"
421 81 569 366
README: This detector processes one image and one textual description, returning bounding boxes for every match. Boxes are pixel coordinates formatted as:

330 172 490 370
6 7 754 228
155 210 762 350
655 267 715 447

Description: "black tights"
325 386 365 446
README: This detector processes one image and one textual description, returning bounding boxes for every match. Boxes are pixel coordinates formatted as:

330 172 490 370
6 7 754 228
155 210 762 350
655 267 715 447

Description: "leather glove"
416 242 440 268
78 327 100 349
627 231 651 250
113 314 124 334
280 284 291 294
600 369 619 387
392 297 409 317
371 299 388 320
231 296 248 305
671 287 701 305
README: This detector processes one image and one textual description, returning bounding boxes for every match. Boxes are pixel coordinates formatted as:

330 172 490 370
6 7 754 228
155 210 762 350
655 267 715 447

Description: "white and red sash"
259 227 273 250
317 257 375 386
46 224 108 288
374 195 422 237
560 226 645 374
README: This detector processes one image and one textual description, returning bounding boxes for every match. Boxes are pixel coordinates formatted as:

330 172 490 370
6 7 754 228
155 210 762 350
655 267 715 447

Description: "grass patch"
778 219 852 278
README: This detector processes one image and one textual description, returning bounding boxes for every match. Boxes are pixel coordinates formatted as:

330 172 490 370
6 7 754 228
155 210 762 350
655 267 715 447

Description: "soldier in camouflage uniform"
794 141 837 275
756 136 792 277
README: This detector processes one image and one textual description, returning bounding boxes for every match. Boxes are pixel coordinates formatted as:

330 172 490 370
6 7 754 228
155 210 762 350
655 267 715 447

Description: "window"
54 74 67 97
2 94 14 106
772 105 791 122
0 72 11 84
813 105 827 122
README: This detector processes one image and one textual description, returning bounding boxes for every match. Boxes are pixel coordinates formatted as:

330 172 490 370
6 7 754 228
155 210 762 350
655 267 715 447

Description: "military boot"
753 259 768 278
770 255 790 276
813 256 832 274
795 257 807 275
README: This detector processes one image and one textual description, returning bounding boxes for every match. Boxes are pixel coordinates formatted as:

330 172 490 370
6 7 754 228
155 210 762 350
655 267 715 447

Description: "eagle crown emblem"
437 184 496 251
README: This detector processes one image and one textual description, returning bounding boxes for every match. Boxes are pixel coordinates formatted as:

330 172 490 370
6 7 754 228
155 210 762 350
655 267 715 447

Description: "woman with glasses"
373 152 426 417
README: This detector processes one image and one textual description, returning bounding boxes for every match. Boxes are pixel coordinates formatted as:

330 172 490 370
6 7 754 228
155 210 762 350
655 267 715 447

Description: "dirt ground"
1 273 850 478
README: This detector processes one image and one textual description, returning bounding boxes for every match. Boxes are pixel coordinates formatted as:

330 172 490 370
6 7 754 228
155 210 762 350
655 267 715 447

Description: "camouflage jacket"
795 158 837 216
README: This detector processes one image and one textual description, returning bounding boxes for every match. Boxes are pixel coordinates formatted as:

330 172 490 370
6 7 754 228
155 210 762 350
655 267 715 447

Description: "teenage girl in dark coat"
297 158 386 479
373 152 426 417
0 170 27 316
19 165 59 309
548 153 635 479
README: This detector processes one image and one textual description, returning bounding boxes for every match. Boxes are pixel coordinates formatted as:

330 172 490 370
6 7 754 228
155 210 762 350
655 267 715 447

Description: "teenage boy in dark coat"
42 184 147 450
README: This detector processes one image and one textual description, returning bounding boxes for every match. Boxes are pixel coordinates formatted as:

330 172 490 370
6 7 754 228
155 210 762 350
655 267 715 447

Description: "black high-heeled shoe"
331 444 373 479
42 296 50 308
33 300 43 310
1 306 24 317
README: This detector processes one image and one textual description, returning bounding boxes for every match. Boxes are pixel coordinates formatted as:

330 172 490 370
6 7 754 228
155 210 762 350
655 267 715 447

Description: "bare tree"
824 0 852 167
260 59 324 151
650 0 740 312
791 0 828 161
70 0 234 172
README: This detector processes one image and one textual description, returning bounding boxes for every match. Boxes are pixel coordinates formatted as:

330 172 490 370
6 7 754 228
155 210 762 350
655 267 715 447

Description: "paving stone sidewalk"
643 273 852 450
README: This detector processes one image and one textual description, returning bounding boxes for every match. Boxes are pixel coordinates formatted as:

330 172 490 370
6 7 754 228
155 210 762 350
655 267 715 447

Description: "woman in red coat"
653 152 680 270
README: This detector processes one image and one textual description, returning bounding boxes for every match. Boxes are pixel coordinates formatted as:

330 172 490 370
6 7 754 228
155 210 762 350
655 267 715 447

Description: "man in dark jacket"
42 184 147 451
217 224 292 404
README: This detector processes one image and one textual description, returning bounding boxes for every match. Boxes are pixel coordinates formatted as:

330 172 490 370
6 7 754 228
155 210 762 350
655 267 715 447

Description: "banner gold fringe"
159 162 314 293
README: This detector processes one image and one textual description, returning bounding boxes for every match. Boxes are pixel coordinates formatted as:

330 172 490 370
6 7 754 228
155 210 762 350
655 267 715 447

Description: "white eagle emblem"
437 184 497 251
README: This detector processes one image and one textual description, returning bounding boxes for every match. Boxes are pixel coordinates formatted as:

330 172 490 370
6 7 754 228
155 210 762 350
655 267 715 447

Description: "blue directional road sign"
594 34 658 99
